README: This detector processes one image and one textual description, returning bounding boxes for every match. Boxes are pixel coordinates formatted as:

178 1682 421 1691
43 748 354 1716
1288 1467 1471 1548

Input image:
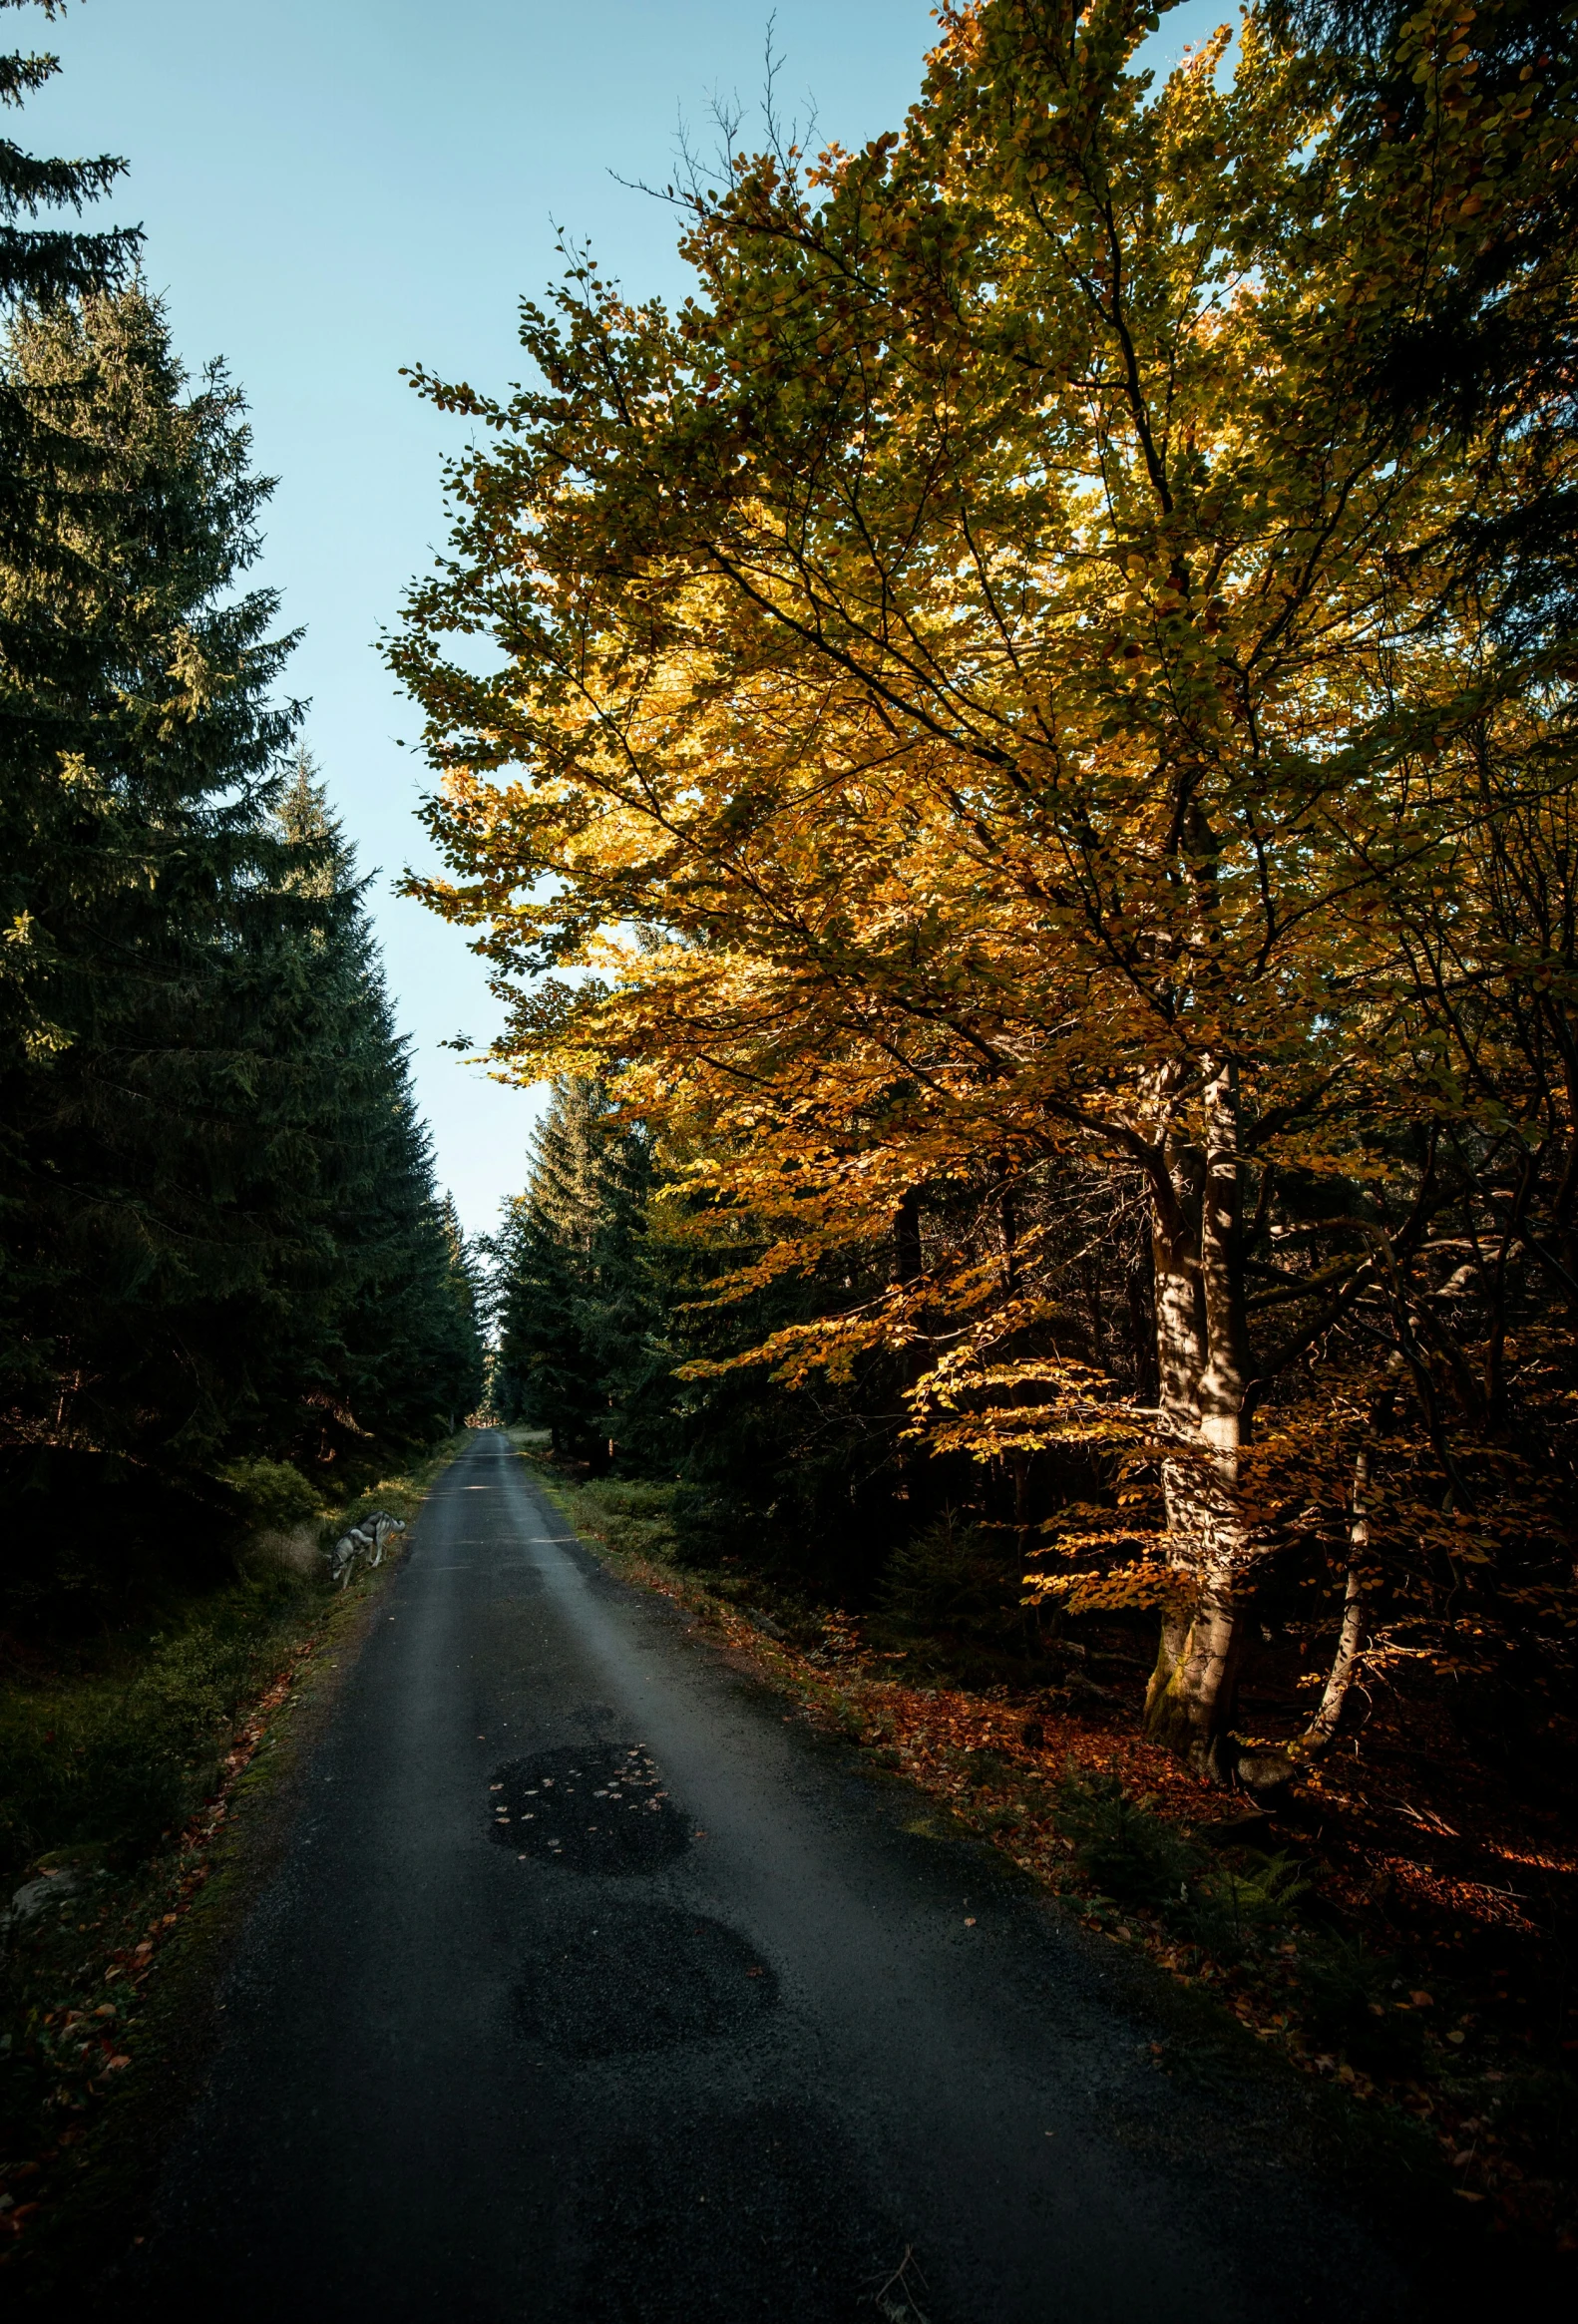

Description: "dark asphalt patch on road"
488 1743 690 1871
512 1901 779 2058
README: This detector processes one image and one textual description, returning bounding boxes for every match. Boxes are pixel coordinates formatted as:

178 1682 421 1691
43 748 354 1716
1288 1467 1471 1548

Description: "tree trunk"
894 1188 923 1286
1142 1060 1254 1779
1301 1439 1369 1755
1144 1579 1247 1782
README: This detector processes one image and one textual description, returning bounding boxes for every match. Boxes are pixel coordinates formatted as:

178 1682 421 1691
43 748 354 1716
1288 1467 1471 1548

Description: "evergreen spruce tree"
244 752 486 1465
490 1084 907 1589
0 0 138 575
492 1080 616 1457
0 287 304 1575
0 23 483 1609
491 1079 659 1464
0 306 480 1604
0 5 145 1069
0 1 137 305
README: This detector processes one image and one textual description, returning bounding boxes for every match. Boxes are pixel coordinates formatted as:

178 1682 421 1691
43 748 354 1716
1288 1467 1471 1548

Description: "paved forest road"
122 1431 1419 2323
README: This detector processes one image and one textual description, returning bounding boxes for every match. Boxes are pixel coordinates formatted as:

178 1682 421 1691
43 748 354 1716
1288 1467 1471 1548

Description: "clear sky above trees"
26 0 1222 1233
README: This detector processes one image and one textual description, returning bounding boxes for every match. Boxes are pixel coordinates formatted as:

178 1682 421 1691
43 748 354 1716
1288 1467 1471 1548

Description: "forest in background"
0 0 1574 2268
0 1 484 1636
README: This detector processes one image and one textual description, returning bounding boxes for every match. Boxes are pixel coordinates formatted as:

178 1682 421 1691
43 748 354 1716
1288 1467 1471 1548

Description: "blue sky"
26 0 1223 1237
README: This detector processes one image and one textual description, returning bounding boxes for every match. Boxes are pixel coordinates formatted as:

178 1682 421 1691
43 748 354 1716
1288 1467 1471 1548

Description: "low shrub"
1178 1851 1310 1964
1055 1765 1309 1961
563 1477 684 1563
1055 1765 1202 1908
0 1569 315 1880
219 1459 319 1532
878 1513 1036 1646
1293 1933 1430 2075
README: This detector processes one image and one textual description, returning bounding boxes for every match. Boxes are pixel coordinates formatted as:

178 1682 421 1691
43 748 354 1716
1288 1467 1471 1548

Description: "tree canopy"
399 0 1578 1771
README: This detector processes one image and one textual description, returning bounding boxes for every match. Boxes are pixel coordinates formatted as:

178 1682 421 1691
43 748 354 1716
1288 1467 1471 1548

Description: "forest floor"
0 1434 467 2294
519 1445 1578 2269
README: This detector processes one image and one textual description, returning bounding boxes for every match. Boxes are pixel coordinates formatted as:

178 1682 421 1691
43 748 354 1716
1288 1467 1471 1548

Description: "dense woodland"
416 0 1578 1790
1 0 1577 2271
0 2 484 1627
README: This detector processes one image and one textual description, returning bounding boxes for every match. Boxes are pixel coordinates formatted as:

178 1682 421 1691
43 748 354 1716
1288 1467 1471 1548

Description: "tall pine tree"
0 20 484 1612
491 1079 656 1464
268 754 485 1464
0 302 481 1606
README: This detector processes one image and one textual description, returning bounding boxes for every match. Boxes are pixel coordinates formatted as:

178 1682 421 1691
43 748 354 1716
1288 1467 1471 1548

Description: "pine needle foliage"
0 1 138 306
490 1078 657 1464
0 33 484 1612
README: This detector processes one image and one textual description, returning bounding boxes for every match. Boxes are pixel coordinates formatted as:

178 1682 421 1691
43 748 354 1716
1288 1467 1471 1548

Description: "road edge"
9 1438 472 2308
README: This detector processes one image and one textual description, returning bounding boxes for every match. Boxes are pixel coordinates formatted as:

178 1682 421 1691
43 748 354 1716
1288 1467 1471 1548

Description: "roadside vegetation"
0 1435 466 2287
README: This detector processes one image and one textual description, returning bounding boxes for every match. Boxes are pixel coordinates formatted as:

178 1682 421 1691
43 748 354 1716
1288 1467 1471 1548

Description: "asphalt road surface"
125 1429 1419 2323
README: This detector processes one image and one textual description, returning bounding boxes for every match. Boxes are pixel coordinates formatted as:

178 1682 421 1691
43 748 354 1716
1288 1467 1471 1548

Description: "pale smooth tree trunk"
1142 1060 1255 1780
1301 1438 1369 1755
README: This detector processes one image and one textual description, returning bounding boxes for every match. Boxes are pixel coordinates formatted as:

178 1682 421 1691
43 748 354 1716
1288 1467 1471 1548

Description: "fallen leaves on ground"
0 1635 321 2263
567 1512 1577 2251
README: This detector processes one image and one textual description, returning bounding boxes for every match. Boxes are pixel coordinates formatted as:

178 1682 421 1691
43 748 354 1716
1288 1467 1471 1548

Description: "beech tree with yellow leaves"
394 0 1578 1773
